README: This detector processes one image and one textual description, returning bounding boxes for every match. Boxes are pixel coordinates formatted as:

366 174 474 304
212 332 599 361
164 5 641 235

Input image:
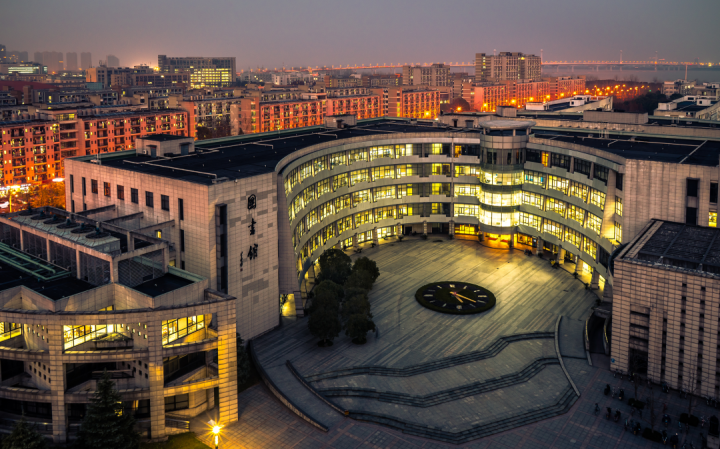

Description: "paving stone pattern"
248 239 603 443
192 354 720 448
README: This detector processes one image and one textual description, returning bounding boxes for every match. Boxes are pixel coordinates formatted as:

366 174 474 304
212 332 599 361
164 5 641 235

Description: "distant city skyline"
2 0 718 71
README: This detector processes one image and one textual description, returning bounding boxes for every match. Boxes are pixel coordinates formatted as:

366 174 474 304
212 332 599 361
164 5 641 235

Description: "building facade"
613 220 720 398
402 64 451 87
475 52 542 82
370 87 441 119
0 107 188 187
0 203 238 443
158 56 236 88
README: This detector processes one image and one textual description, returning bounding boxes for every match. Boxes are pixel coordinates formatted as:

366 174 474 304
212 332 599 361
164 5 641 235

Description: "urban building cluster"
0 83 720 440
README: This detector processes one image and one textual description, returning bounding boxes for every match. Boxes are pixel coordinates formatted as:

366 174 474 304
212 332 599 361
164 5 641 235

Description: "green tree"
312 280 344 309
308 306 341 346
344 269 374 292
2 419 47 449
342 293 375 344
308 282 341 346
318 248 352 285
75 371 140 449
236 335 251 386
352 257 380 283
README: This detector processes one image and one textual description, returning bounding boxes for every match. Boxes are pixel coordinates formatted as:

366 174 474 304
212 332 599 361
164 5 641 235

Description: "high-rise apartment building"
86 65 155 88
41 51 64 74
0 45 5 62
80 52 92 70
370 86 441 119
475 52 542 82
106 54 120 67
33 51 42 64
65 52 78 71
158 55 236 88
402 64 451 87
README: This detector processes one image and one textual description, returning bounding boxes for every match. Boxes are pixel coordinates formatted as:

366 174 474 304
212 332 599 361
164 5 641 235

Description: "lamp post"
212 425 221 449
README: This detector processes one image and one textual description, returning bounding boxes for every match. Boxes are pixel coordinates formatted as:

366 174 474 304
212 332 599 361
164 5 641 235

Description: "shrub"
317 248 352 286
308 303 340 346
313 280 344 309
352 257 380 282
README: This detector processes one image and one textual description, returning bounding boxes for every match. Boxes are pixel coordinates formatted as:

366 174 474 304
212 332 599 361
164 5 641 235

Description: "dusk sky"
2 0 719 70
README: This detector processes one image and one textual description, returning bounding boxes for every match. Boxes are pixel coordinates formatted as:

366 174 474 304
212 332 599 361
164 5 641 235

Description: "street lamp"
212 425 221 449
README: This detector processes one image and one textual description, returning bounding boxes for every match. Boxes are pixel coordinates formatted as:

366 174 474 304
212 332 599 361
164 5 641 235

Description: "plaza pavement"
189 238 718 447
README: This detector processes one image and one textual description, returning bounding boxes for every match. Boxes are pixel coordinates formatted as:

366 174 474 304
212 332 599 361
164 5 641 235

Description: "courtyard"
189 238 717 448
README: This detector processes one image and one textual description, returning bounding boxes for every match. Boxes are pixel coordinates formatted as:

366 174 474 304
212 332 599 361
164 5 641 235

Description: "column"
372 227 378 245
591 270 600 289
558 248 566 264
216 303 239 426
146 319 166 441
575 258 583 274
352 233 358 249
48 321 67 444
448 219 455 236
423 220 427 236
536 237 544 255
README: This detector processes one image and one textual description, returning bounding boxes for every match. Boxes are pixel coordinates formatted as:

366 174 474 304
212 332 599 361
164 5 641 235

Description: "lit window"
710 212 717 228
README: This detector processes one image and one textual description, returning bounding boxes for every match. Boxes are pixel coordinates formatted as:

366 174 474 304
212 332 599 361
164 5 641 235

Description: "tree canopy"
2 419 47 449
344 269 374 292
352 257 380 282
342 293 375 344
75 371 140 449
318 248 353 285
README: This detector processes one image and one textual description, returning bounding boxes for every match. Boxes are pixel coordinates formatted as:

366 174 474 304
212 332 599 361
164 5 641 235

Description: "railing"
0 417 53 435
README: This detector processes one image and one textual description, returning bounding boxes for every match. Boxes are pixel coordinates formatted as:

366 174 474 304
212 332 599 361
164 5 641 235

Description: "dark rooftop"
533 129 720 166
623 220 720 276
84 118 456 185
0 263 96 300
131 272 195 297
140 134 191 142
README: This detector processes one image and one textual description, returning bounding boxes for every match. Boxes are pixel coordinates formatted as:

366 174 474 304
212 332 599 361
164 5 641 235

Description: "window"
160 195 169 211
711 183 718 204
155 230 162 238
526 149 542 164
614 221 622 243
524 170 546 187
594 165 609 184
82 177 86 195
372 185 396 201
349 169 369 186
687 179 699 198
180 229 185 252
117 185 124 200
372 166 395 180
165 394 189 412
710 212 717 228
574 159 591 176
616 173 623 191
352 190 371 207
103 182 110 197
583 236 597 259
565 228 582 248
543 219 562 239
615 196 623 216
551 153 570 170
548 175 569 195
145 192 154 208
686 207 697 225
541 152 549 167
178 198 184 220
567 204 585 225
70 175 74 193
519 212 541 231
522 191 544 209
586 213 602 234
546 198 566 217
91 179 98 194
589 189 606 209
569 181 588 202
131 188 138 204
161 315 205 345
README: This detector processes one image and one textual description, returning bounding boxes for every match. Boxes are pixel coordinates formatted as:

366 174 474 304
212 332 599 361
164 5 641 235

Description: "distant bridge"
242 61 712 73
